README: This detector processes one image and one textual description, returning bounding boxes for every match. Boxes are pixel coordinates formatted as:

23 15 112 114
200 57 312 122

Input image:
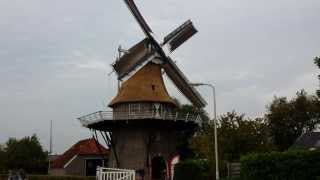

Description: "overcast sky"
0 0 319 154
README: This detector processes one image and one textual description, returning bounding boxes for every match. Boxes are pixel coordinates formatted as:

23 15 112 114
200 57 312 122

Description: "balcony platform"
78 111 201 131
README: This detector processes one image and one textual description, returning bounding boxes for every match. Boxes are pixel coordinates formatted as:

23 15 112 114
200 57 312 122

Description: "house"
49 138 109 176
292 132 320 150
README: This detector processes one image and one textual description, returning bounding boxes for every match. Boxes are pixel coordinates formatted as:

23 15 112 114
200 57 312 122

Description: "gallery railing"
78 110 202 127
96 167 135 180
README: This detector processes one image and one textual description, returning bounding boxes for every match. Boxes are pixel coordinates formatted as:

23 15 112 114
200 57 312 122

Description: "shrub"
174 159 209 180
241 150 320 180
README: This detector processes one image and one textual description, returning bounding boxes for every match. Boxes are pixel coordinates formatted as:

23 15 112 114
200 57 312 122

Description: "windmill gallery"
78 0 207 180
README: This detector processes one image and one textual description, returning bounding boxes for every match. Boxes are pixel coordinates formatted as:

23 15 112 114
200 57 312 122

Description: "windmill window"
116 104 129 113
140 103 149 112
142 103 154 113
130 103 140 113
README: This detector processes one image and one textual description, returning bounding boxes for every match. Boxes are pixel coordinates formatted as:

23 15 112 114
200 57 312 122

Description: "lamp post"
190 83 219 180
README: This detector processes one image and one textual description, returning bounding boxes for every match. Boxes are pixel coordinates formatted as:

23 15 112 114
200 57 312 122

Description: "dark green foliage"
191 112 272 159
266 90 320 151
3 134 48 174
221 178 242 180
191 111 273 178
241 150 320 180
176 134 195 160
0 175 95 180
314 57 320 68
174 159 209 180
315 57 320 97
175 104 210 160
219 112 273 161
0 146 5 173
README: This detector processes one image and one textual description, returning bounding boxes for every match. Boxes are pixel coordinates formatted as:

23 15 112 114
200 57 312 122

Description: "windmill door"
151 156 167 180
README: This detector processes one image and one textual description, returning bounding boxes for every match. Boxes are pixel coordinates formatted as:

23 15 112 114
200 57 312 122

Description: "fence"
96 167 135 180
227 162 241 178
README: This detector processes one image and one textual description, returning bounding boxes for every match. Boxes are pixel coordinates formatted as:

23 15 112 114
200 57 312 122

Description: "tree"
175 104 210 160
4 134 48 174
314 56 320 97
218 112 272 161
266 90 320 151
190 111 272 177
191 111 272 161
0 144 5 173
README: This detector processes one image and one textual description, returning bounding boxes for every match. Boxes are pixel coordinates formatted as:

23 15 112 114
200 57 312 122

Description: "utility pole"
190 83 220 180
50 120 53 155
48 120 53 172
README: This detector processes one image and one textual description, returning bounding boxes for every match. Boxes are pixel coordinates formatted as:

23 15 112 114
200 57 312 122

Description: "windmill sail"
163 20 198 52
124 0 153 37
162 57 207 108
113 38 155 80
118 0 207 108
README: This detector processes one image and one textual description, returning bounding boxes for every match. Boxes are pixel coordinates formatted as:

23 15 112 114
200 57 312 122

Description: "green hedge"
241 150 320 180
221 178 242 180
0 174 95 180
174 159 209 180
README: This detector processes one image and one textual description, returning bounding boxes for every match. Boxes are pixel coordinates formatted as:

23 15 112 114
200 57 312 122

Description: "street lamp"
190 83 219 180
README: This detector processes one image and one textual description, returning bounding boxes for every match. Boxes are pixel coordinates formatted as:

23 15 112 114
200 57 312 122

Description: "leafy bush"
174 159 209 180
2 135 48 174
241 150 320 180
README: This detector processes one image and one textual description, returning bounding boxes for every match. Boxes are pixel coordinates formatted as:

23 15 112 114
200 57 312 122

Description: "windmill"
78 1 206 179
114 0 206 108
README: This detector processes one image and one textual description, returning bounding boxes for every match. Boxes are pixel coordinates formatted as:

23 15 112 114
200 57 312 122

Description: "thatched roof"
109 62 176 107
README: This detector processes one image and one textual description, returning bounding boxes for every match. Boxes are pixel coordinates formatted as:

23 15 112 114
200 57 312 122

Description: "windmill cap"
109 62 176 107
